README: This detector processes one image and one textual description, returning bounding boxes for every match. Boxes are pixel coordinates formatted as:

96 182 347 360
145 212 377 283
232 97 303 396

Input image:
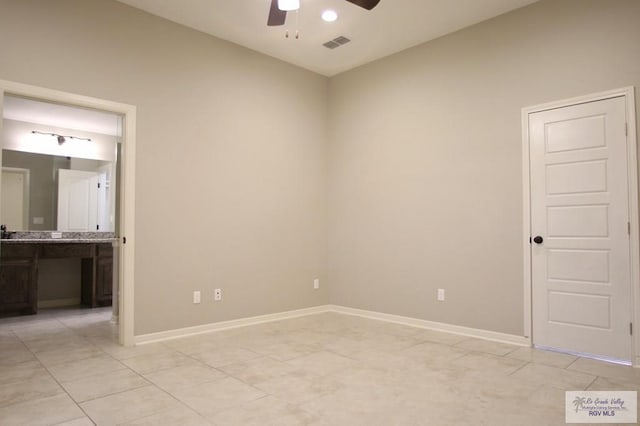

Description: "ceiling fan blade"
267 0 287 26
344 0 381 10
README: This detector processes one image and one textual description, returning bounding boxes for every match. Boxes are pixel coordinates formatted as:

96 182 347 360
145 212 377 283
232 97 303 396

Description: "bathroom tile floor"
1 307 639 425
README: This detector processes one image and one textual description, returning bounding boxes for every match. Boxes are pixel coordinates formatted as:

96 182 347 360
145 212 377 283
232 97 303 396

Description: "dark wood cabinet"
96 256 113 301
0 258 37 315
42 243 93 259
0 244 37 315
0 241 113 315
81 243 113 307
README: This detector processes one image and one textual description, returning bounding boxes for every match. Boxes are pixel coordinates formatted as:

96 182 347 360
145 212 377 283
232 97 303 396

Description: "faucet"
1 224 15 239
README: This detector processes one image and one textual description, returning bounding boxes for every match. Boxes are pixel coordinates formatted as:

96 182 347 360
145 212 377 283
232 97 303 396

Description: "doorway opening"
0 80 136 346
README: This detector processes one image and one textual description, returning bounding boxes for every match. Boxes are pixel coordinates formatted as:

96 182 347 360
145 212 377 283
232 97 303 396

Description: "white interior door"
58 169 99 231
530 96 632 361
1 167 29 230
96 166 113 232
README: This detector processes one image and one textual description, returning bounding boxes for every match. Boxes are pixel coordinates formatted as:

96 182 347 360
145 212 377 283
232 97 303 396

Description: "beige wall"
0 0 329 334
327 0 640 336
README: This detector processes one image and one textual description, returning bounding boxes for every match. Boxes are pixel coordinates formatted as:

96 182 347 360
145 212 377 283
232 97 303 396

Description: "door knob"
533 236 543 244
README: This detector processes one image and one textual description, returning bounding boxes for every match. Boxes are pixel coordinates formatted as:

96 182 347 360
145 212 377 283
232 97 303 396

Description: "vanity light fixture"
31 130 91 145
321 10 338 22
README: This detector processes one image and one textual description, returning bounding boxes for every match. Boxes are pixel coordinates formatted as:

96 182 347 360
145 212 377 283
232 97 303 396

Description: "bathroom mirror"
1 95 121 232
1 150 116 232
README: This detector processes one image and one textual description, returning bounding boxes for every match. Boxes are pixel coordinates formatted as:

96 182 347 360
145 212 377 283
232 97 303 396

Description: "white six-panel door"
530 96 632 361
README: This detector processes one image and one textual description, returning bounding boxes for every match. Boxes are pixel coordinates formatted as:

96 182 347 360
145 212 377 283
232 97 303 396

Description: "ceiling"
115 0 539 76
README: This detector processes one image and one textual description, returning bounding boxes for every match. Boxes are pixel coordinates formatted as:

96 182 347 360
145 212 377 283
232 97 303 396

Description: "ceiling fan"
267 0 381 26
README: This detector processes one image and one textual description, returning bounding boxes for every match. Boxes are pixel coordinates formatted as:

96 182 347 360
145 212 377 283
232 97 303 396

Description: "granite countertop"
1 231 118 244
1 239 118 244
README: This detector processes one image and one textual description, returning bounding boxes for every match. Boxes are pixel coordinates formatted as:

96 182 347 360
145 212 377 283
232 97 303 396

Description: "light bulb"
278 0 300 11
321 10 338 22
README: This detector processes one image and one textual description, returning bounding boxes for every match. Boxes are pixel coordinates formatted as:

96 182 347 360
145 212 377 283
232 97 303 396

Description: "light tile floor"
1 307 639 425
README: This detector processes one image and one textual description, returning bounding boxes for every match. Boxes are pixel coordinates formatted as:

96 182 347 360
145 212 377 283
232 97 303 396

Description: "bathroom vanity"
0 232 116 315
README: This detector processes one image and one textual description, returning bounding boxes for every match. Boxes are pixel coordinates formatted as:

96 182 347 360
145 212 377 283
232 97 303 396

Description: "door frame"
521 86 639 365
0 79 137 347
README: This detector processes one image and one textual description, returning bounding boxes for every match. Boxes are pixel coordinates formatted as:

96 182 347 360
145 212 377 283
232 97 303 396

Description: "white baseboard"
135 305 332 345
134 303 529 348
328 305 530 347
38 298 81 309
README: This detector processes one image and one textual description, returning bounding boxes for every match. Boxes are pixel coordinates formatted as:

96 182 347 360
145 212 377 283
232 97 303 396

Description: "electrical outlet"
214 288 222 301
193 291 201 304
437 288 445 301
313 278 319 290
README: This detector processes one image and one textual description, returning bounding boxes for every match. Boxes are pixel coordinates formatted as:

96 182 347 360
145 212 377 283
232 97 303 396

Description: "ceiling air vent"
323 36 351 49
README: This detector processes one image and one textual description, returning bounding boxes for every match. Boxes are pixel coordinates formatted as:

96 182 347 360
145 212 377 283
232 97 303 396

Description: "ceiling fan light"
321 10 338 22
277 0 299 11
